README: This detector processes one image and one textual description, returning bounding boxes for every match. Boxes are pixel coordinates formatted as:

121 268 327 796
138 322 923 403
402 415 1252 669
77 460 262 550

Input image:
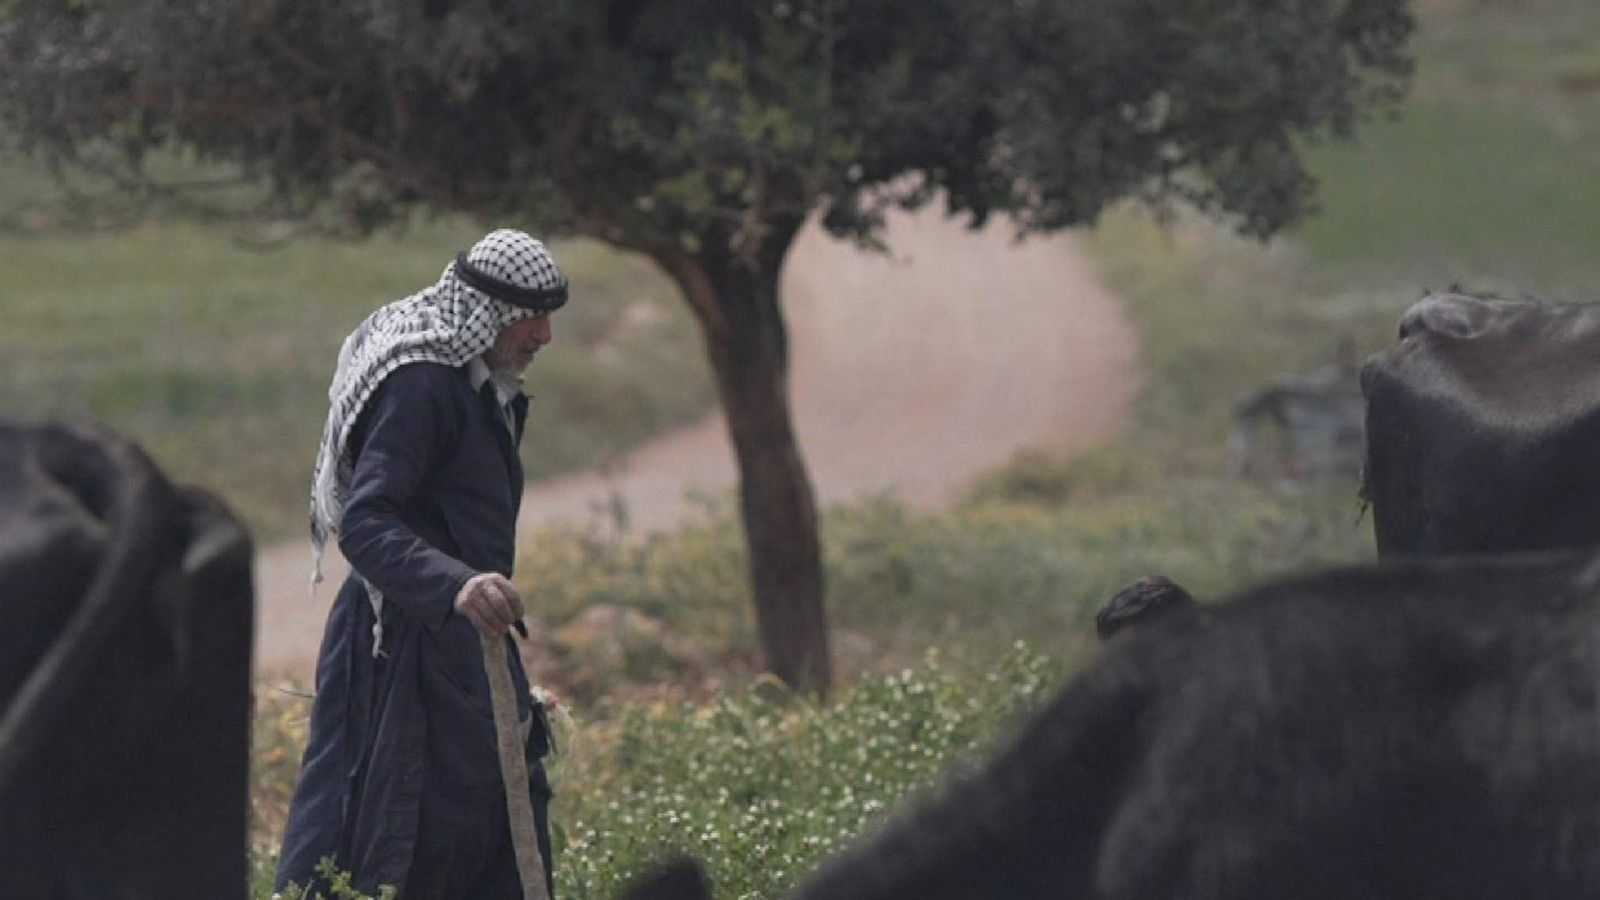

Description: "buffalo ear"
622 857 713 900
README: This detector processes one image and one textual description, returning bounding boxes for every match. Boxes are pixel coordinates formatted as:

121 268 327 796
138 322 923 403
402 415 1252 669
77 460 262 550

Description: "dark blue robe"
277 362 553 898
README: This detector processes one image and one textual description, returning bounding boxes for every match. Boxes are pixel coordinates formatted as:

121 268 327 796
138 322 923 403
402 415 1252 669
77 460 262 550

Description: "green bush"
824 483 1373 661
514 478 1374 705
526 505 751 642
552 644 1058 899
259 858 396 900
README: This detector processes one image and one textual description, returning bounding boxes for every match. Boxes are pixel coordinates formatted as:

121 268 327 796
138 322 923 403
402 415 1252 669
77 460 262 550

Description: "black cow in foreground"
627 551 1600 899
0 421 254 899
1362 290 1600 557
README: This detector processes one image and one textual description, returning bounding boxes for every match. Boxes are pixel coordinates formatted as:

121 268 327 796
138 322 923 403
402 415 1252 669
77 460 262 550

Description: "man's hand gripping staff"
456 571 530 638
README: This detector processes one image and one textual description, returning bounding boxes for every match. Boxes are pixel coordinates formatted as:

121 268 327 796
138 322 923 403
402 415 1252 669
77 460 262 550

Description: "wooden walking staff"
482 632 552 900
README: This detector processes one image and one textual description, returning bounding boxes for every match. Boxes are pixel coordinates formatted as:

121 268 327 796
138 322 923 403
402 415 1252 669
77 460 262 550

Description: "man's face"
485 314 553 375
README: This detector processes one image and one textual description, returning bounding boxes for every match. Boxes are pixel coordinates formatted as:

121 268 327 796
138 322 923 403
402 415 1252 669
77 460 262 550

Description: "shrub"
551 644 1058 899
514 479 1374 702
260 858 396 900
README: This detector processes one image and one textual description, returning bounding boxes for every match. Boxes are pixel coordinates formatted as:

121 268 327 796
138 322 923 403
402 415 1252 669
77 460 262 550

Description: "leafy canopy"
0 0 1412 247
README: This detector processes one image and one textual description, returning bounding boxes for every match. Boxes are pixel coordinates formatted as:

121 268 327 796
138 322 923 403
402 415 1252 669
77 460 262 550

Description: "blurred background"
2 0 1597 896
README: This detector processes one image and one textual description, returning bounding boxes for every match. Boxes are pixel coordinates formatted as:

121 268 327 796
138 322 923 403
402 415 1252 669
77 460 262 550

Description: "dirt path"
254 207 1141 682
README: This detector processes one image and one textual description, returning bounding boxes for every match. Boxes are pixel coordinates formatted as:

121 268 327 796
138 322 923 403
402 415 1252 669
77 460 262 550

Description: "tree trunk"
651 236 832 696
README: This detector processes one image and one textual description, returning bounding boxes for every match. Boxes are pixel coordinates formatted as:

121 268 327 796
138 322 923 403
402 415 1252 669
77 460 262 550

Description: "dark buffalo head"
0 421 254 899
1363 290 1600 557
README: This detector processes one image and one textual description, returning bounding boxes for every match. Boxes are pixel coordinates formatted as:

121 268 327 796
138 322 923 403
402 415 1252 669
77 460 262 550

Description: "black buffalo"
1362 290 1600 557
0 421 254 899
628 551 1600 899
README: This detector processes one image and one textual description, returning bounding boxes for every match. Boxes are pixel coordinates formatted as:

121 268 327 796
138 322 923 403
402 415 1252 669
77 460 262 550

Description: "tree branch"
645 245 730 342
245 1 349 86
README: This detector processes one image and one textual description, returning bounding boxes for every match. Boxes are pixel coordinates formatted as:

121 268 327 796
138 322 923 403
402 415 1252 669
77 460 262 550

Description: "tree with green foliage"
0 0 1412 695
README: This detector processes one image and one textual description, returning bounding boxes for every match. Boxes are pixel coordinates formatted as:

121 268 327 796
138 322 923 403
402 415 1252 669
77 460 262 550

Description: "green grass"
1295 100 1600 298
549 645 1057 899
1287 0 1600 298
1072 0 1600 474
1412 0 1600 122
0 210 715 538
1081 211 1400 476
509 476 1374 711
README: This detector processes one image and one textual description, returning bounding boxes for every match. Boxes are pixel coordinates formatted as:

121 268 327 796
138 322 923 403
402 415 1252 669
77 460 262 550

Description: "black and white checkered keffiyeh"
309 229 568 599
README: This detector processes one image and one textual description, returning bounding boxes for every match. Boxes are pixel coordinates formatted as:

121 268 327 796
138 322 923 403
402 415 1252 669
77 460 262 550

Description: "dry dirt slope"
255 207 1141 681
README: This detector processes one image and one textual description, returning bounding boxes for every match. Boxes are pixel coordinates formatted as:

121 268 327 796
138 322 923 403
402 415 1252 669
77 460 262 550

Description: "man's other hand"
453 572 525 637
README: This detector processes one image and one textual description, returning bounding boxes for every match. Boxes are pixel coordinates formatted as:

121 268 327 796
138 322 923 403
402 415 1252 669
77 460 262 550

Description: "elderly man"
276 229 565 899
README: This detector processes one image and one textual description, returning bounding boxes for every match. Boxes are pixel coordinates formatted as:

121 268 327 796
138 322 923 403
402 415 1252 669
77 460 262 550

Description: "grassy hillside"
1068 0 1600 478
0 205 715 538
1294 0 1600 297
1297 99 1600 298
